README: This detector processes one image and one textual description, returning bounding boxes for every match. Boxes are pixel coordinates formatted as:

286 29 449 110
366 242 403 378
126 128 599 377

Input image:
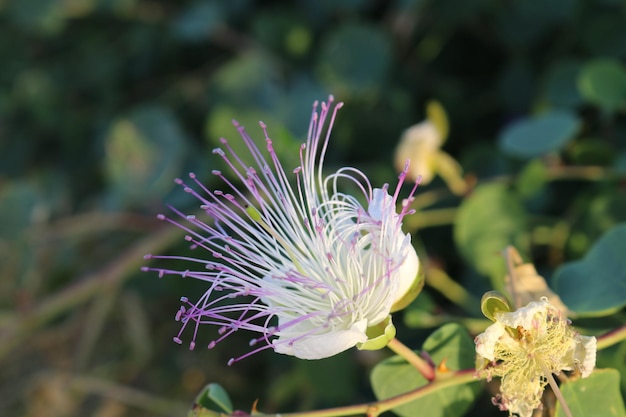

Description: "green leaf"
104 106 188 208
370 323 480 417
205 105 301 170
317 23 391 95
454 184 528 288
192 383 233 414
517 159 549 199
556 369 626 417
211 52 281 107
498 110 581 158
553 224 626 316
578 59 626 112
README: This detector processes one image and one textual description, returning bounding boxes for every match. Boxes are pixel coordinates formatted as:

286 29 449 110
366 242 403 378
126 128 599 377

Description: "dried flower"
475 298 596 417
143 97 422 364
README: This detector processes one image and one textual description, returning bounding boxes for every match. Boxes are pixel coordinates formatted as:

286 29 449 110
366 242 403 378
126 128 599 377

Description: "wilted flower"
143 97 422 365
475 297 596 417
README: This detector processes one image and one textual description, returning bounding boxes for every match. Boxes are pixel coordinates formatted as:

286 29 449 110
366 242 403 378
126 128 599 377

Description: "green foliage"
190 383 233 416
498 110 581 158
370 324 480 417
454 184 528 288
3 1 626 416
578 59 626 113
104 106 189 207
317 23 392 96
556 369 626 417
553 224 626 317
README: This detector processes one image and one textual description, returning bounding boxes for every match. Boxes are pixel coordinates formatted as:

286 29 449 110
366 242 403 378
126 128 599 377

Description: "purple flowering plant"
143 97 625 417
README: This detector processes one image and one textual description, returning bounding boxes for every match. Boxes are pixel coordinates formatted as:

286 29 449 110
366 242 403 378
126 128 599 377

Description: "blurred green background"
2 0 626 416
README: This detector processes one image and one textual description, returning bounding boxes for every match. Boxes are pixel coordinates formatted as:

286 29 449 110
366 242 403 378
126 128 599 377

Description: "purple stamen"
143 96 420 363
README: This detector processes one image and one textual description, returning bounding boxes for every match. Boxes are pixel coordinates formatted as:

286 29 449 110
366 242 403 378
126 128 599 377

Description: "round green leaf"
370 323 480 417
211 53 281 107
498 110 581 158
454 183 528 288
556 369 626 417
104 106 188 207
553 224 626 316
578 59 626 112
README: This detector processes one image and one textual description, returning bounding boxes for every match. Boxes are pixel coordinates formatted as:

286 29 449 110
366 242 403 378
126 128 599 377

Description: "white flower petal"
475 320 507 361
575 335 597 378
507 398 535 417
368 188 394 221
496 299 551 330
392 237 419 305
273 319 368 359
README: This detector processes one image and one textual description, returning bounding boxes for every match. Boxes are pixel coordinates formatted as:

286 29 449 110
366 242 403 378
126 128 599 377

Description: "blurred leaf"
454 184 528 288
553 224 626 316
498 110 580 158
317 23 391 95
596 341 626 394
252 10 312 57
578 58 626 112
211 53 281 107
543 59 584 108
276 76 329 135
205 105 301 170
171 0 225 42
555 369 626 417
495 0 575 46
517 159 548 199
403 291 437 329
8 0 67 34
104 106 188 207
370 323 480 417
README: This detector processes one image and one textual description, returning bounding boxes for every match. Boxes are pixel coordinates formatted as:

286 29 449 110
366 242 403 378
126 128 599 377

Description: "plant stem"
538 360 573 417
249 369 477 417
597 324 626 350
425 267 479 314
385 338 435 381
